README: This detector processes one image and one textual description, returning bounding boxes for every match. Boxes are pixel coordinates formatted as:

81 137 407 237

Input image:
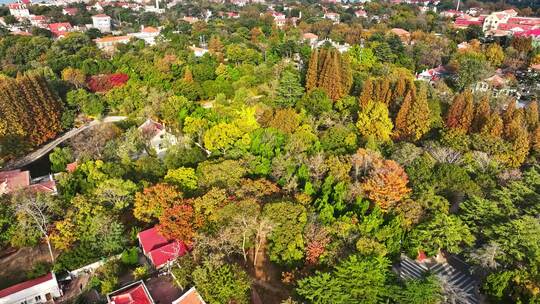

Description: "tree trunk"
44 234 55 263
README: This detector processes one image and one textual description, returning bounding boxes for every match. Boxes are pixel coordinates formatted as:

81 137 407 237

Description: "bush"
121 247 139 266
27 261 52 279
133 265 149 280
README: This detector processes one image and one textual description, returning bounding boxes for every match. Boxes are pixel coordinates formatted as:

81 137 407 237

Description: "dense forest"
0 0 539 303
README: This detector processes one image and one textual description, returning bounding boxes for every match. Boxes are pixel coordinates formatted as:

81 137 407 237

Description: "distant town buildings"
92 14 112 33
189 45 209 57
94 35 131 51
323 12 340 24
0 272 62 304
8 1 30 18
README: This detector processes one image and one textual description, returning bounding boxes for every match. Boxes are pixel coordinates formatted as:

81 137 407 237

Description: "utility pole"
456 0 460 11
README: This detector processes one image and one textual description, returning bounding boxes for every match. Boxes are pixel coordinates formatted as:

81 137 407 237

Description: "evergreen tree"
276 69 305 108
183 66 194 83
359 78 374 108
481 114 503 138
505 116 530 167
502 100 517 127
472 96 491 133
318 49 343 101
395 83 431 141
525 100 538 131
305 49 319 92
446 91 474 133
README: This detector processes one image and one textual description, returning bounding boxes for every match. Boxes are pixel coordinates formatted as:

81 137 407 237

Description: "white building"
127 26 161 45
92 14 111 33
189 45 208 57
8 2 30 18
323 12 340 24
482 9 517 32
0 273 62 304
138 118 177 157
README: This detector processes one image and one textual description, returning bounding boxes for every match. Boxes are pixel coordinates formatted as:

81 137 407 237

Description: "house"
172 288 206 304
302 32 318 45
137 226 188 269
107 281 154 304
354 10 367 18
29 15 47 27
313 38 350 53
440 9 463 18
416 65 447 82
189 45 208 57
0 169 56 196
92 14 111 33
94 35 131 51
473 72 519 98
48 22 73 38
182 16 199 24
390 28 410 43
323 12 340 24
138 118 177 158
128 26 160 45
8 2 30 18
0 273 62 304
453 14 485 29
482 9 518 32
62 7 78 16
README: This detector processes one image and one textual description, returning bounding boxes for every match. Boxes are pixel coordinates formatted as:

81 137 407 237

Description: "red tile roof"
48 22 72 32
173 287 206 304
66 161 78 173
0 170 30 193
28 180 56 194
148 240 188 269
109 282 154 304
0 273 53 298
138 227 170 255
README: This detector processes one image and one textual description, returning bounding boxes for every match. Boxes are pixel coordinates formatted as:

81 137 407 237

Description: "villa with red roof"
0 169 56 196
0 272 62 304
172 287 205 304
107 281 154 304
138 119 177 158
48 22 73 38
138 226 188 269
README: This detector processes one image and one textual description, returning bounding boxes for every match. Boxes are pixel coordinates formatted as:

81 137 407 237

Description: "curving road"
3 116 126 170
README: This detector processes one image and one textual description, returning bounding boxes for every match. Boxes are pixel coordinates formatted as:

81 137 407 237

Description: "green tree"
408 212 475 256
263 201 307 266
276 68 305 108
164 167 198 193
192 261 251 304
297 255 391 304
49 147 73 173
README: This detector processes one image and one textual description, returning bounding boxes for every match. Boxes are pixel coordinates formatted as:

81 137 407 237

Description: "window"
35 295 42 301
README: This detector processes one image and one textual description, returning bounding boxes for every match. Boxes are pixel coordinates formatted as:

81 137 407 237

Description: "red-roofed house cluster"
138 227 188 269
0 169 56 196
107 281 205 304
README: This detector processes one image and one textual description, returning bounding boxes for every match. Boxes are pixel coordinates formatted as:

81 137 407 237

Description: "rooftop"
0 273 54 298
108 281 154 304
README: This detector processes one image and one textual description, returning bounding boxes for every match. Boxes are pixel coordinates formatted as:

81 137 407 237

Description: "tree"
484 44 505 67
446 91 474 132
305 49 319 92
297 255 391 304
356 101 393 142
452 52 492 91
392 275 442 304
297 89 333 116
0 74 63 151
203 123 245 154
504 116 530 167
192 261 251 304
49 147 73 173
276 68 305 108
93 178 138 211
158 204 200 246
408 212 475 256
525 100 538 131
12 193 56 263
472 96 491 133
361 159 411 211
133 183 182 223
263 201 307 266
61 67 86 88
164 167 198 193
394 83 431 141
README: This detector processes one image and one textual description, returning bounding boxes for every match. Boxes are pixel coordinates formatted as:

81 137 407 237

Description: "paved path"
3 116 126 170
